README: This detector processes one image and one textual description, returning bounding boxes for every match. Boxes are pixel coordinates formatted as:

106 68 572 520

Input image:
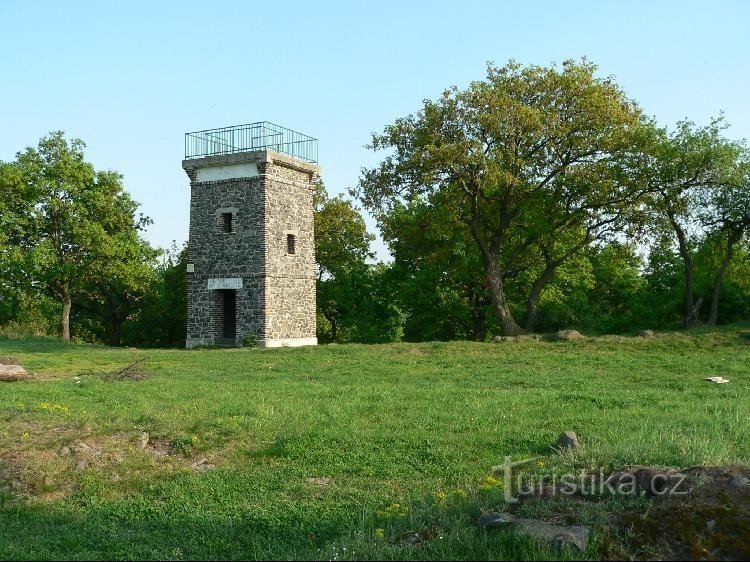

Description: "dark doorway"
221 290 237 339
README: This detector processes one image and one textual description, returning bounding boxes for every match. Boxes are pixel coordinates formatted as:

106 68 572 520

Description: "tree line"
1 60 749 346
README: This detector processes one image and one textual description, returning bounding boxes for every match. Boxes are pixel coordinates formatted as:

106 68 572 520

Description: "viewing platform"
184 121 318 164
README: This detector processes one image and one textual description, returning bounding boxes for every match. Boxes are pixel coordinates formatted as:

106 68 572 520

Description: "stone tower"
182 122 319 348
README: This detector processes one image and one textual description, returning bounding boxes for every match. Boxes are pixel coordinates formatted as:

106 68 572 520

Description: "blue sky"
1 1 748 259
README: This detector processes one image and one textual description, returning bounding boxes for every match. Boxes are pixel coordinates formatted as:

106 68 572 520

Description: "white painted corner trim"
260 337 318 348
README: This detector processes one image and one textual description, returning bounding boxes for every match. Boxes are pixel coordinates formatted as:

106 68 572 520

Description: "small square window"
286 233 296 255
221 212 233 233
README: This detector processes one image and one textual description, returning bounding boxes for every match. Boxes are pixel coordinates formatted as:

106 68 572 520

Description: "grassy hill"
0 328 748 560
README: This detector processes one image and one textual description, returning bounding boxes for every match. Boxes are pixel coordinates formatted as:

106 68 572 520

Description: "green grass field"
0 328 748 560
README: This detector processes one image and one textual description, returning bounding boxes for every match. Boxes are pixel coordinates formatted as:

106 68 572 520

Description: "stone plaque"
207 277 243 290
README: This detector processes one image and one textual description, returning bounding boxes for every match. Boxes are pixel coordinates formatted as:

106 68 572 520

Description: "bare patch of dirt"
0 424 219 504
103 358 152 381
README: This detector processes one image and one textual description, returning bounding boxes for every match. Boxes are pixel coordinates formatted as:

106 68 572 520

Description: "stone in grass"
0 364 29 382
729 476 750 490
305 477 333 487
494 336 516 342
399 532 424 546
190 457 215 471
478 512 589 552
638 329 655 337
0 356 19 365
553 431 580 452
555 330 585 341
137 432 150 449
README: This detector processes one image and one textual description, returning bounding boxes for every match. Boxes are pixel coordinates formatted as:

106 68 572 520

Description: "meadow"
0 328 748 560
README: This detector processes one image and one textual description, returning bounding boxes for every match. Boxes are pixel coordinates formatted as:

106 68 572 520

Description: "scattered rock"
306 477 333 487
75 459 88 472
0 356 19 365
398 532 426 546
555 330 585 341
137 432 150 449
190 457 214 471
477 512 515 528
58 446 71 457
494 334 540 343
478 512 589 552
71 442 91 455
638 329 655 337
603 465 750 560
0 364 29 382
705 376 729 384
10 479 23 490
728 476 750 490
148 438 173 456
553 431 580 452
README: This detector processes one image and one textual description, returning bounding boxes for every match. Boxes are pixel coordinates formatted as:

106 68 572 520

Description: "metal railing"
185 121 318 163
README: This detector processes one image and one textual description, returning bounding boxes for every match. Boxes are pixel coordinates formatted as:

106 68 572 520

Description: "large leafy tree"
123 243 187 348
701 157 750 324
357 60 647 334
0 162 34 324
314 186 373 342
8 132 150 340
380 200 493 341
77 231 160 345
314 185 373 280
313 186 403 343
640 119 745 326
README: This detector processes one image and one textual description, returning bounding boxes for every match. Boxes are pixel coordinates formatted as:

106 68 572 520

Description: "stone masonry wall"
186 177 265 344
184 150 318 347
261 160 317 342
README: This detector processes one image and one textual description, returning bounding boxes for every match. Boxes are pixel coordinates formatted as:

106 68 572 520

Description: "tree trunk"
683 259 701 327
109 318 123 347
471 307 487 341
323 311 338 342
524 264 557 331
708 236 737 326
60 293 72 341
671 216 700 327
486 259 524 335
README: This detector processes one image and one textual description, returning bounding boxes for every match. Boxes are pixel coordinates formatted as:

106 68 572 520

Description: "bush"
242 333 259 348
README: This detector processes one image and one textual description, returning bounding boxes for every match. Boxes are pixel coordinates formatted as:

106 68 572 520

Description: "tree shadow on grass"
0 501 325 561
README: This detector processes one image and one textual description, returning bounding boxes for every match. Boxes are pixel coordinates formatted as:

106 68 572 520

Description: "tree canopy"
1 132 154 341
358 59 650 334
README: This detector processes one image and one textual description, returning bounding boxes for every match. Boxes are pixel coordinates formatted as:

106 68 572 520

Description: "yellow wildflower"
479 475 503 491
